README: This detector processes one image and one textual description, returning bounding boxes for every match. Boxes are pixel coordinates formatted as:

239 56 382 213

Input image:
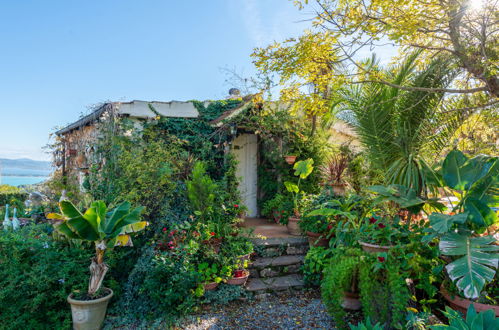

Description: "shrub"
0 224 120 329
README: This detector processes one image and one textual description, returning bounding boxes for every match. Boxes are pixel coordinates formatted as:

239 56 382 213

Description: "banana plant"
425 150 498 299
48 200 146 296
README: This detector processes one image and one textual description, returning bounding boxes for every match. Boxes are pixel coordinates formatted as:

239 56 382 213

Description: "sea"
1 176 48 187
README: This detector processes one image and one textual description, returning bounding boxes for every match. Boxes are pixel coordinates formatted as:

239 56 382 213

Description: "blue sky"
0 1 394 161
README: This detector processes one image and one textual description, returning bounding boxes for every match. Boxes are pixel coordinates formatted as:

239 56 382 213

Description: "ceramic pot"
67 288 113 330
440 285 499 316
284 155 297 165
226 270 250 286
330 183 347 196
341 291 361 311
287 216 301 236
306 231 329 247
203 282 219 291
359 241 394 253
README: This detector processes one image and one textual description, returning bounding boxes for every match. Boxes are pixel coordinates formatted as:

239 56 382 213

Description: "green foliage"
261 193 293 224
321 248 363 329
0 224 117 330
425 150 498 300
0 188 28 207
186 161 217 218
302 246 334 286
202 283 250 305
339 52 465 196
284 158 314 214
51 200 146 245
430 304 499 329
349 318 384 330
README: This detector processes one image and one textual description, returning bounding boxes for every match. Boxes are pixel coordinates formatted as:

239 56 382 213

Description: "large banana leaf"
429 212 468 234
440 233 499 299
293 158 314 179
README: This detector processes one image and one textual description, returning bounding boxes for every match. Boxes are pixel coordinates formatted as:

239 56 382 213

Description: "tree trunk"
88 243 108 296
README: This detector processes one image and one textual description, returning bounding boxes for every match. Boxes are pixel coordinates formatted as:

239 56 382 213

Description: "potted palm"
424 150 498 316
284 158 314 236
48 200 146 330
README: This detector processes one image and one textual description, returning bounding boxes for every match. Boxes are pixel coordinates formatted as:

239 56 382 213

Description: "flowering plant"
358 215 411 246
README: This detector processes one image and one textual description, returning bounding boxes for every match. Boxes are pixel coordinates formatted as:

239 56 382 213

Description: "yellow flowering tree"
295 0 499 100
252 31 344 135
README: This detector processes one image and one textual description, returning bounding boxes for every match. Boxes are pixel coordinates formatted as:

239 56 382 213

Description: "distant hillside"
0 158 52 177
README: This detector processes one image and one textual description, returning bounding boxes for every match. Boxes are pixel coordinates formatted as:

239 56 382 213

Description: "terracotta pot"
341 291 361 311
67 288 113 330
284 155 297 165
287 216 302 236
306 231 330 248
359 241 394 253
203 282 219 291
330 183 347 196
440 285 499 317
226 270 250 286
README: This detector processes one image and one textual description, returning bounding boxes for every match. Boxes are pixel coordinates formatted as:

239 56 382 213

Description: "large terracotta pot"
440 285 499 317
226 270 250 286
342 291 361 311
67 288 113 330
287 216 302 236
359 241 394 253
306 231 329 247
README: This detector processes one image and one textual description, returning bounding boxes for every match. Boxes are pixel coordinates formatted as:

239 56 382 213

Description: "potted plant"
423 150 498 316
197 262 229 291
226 260 250 286
261 193 292 224
320 152 349 196
48 200 147 330
284 158 314 235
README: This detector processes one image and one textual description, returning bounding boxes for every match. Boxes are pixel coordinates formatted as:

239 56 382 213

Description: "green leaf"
464 197 497 228
59 200 84 219
293 158 314 179
284 181 299 193
440 233 499 299
54 221 80 239
429 212 468 234
104 201 131 234
442 150 468 190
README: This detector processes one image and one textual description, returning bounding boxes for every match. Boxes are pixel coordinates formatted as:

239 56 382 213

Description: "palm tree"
338 52 469 196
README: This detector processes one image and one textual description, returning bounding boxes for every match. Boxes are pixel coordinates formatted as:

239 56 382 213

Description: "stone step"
245 274 305 293
249 255 304 278
251 237 309 257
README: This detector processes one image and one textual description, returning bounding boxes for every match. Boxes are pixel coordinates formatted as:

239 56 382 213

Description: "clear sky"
0 0 313 160
0 1 395 161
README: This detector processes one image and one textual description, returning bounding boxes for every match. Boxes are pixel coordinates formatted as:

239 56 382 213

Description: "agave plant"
426 150 498 299
49 200 146 296
337 52 470 197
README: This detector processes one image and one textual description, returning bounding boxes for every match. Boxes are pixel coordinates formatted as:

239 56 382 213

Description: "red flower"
378 256 385 262
210 232 215 236
378 223 386 229
234 204 239 208
369 217 377 224
162 227 167 232
327 224 333 230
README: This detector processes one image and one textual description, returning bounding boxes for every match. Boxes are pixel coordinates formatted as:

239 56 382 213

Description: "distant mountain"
0 158 52 177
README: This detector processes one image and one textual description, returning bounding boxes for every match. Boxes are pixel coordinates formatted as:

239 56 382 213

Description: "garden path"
241 217 291 238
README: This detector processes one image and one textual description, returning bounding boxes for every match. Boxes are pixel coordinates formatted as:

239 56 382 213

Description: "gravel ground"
177 290 359 330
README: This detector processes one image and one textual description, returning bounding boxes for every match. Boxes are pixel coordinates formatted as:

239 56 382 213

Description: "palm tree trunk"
88 242 108 296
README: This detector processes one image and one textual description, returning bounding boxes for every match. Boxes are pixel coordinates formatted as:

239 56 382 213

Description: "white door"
231 134 258 217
